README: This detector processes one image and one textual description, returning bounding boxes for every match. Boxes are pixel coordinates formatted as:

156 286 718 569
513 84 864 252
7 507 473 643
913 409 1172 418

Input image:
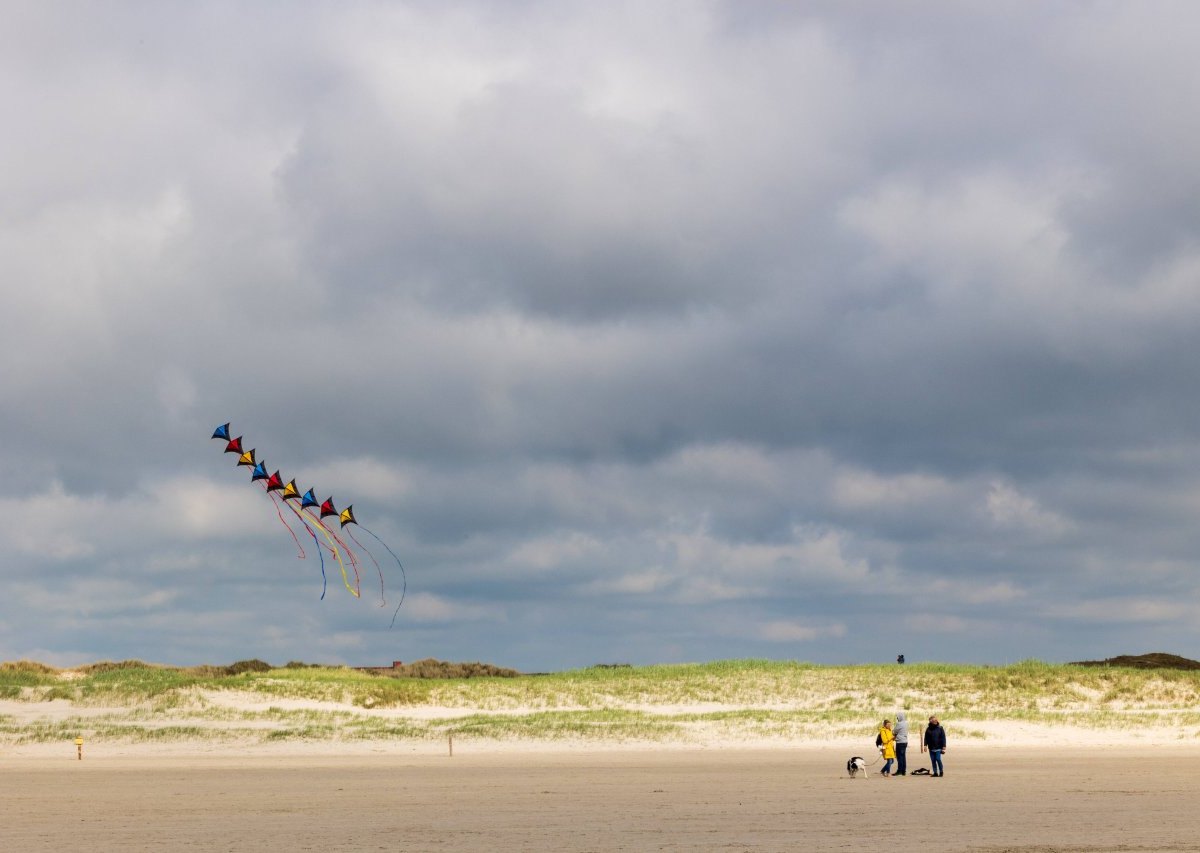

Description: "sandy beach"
3 743 1200 852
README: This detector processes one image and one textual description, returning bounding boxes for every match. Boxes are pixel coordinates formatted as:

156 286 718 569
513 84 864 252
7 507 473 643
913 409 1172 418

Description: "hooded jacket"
894 712 909 743
924 722 946 751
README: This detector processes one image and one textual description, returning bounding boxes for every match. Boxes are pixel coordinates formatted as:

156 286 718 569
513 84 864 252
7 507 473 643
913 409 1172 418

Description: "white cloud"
832 468 954 510
985 481 1071 537
1042 598 1198 625
584 568 676 596
507 532 603 573
0 482 102 560
903 613 970 634
402 592 496 625
840 170 1076 297
925 578 1027 607
304 458 413 503
757 620 846 643
671 525 867 581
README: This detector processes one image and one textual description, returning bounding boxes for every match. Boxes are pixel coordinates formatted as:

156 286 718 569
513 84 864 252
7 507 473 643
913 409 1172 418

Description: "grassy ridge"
2 659 1199 745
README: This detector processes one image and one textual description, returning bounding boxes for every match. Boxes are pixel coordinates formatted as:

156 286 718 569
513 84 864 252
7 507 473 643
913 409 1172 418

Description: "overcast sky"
3 1 1199 671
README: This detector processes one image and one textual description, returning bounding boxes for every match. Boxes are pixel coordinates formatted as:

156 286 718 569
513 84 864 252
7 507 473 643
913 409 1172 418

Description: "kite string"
346 527 387 607
357 525 407 628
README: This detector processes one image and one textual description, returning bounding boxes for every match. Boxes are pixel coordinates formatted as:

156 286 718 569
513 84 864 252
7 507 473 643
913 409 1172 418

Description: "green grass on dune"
2 658 1199 746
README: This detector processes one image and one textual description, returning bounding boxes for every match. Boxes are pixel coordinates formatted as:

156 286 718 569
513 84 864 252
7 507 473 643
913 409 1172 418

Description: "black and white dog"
846 756 868 778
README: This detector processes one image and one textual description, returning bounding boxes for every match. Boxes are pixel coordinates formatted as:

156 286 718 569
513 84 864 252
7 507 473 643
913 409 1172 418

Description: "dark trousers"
895 742 908 774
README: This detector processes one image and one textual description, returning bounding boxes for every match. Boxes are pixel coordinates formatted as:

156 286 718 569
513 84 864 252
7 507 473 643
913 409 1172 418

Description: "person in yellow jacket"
877 719 896 777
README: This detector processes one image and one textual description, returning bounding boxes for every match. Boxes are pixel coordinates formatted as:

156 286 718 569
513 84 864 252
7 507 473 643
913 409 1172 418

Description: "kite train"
211 423 406 626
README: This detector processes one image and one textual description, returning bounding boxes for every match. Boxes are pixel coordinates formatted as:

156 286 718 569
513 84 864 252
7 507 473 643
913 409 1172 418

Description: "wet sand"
2 746 1198 852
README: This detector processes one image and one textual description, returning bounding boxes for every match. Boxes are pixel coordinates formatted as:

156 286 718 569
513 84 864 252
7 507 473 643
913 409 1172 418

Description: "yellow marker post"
75 737 84 760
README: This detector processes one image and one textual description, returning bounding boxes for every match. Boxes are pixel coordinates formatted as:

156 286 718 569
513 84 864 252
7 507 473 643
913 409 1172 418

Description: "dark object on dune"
367 658 521 678
897 654 905 664
1070 652 1200 671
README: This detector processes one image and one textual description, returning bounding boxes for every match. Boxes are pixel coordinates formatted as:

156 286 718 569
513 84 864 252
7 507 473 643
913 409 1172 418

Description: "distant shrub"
1 660 60 675
1071 653 1200 671
182 665 232 678
383 658 520 679
78 660 157 674
225 659 273 675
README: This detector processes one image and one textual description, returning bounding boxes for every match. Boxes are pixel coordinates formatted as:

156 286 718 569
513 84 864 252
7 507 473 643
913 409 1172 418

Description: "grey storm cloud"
2 1 1199 669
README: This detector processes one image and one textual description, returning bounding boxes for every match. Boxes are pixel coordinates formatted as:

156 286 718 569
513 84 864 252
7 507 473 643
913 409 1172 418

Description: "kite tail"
268 492 306 558
333 529 363 593
302 520 327 600
279 500 328 599
359 525 407 628
304 510 360 598
346 527 387 607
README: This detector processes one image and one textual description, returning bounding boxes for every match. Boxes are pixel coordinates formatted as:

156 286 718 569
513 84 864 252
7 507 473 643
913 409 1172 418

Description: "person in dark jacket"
922 715 947 776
